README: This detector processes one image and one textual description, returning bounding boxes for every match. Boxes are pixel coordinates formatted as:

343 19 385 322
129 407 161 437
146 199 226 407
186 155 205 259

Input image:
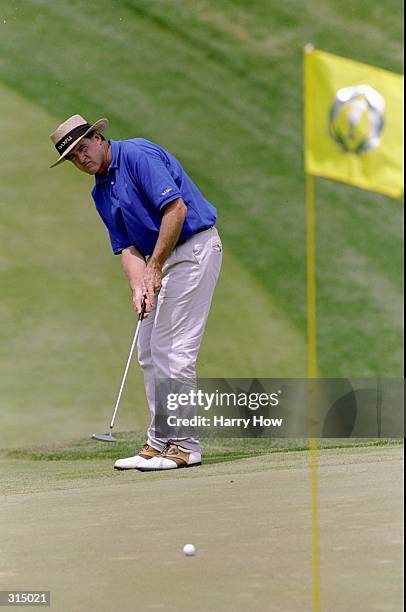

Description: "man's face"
66 133 107 175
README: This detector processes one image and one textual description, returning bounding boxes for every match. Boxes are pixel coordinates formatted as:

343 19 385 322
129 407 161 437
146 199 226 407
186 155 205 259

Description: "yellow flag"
304 47 404 198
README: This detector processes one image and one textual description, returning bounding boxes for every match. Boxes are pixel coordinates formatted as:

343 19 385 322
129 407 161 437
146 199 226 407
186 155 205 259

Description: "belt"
177 226 214 246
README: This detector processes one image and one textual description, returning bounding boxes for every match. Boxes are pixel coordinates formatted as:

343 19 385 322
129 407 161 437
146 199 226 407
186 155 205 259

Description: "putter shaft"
93 303 146 441
109 303 146 430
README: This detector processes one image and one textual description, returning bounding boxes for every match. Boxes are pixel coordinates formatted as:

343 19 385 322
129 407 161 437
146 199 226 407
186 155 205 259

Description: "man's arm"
121 245 147 315
143 197 187 313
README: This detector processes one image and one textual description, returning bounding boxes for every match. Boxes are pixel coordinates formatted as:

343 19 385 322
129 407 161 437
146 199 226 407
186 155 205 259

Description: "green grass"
1 439 400 500
3 432 400 462
0 1 403 449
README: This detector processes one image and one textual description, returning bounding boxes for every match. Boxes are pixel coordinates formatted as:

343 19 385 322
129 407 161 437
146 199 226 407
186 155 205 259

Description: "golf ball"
183 544 196 556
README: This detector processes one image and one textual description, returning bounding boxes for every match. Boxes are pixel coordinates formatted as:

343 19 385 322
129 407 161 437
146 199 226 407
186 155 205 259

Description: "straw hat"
49 114 108 168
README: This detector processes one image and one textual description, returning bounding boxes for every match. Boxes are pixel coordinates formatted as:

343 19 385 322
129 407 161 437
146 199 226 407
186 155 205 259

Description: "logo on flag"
329 85 385 154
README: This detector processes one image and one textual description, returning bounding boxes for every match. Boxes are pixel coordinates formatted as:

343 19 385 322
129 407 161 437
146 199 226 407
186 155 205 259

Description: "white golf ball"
183 543 196 556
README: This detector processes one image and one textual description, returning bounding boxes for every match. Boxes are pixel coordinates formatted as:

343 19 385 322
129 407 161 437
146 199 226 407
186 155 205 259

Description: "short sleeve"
96 206 132 255
134 151 182 210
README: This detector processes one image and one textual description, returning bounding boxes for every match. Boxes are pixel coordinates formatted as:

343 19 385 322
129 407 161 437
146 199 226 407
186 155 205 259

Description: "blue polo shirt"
91 139 217 256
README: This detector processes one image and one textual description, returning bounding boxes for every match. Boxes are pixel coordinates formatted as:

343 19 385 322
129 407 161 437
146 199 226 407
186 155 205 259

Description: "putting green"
0 445 402 611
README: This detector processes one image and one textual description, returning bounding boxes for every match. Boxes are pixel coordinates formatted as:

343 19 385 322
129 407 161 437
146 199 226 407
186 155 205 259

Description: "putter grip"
139 300 146 321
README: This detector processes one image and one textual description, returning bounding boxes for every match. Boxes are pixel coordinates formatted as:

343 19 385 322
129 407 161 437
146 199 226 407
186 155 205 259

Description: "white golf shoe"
136 443 201 471
114 444 161 470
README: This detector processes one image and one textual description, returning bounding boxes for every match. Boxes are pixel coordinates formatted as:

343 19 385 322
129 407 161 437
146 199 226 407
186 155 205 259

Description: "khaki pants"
137 227 222 452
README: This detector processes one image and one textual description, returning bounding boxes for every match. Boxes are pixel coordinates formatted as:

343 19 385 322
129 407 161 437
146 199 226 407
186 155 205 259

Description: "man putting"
50 115 222 471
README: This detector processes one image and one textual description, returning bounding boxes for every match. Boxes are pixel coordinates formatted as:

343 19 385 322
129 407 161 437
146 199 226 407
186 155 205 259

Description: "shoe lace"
139 443 158 455
161 440 177 456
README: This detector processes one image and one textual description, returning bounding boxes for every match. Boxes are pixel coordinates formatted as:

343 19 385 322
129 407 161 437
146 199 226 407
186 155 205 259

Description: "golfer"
50 115 222 471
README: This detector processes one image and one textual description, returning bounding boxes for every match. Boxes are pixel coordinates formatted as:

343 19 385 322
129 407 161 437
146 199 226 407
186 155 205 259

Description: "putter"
92 301 146 442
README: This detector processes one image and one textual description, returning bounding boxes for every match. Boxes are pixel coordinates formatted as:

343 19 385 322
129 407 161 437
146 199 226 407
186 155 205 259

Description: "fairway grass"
0 1 403 453
0 0 403 390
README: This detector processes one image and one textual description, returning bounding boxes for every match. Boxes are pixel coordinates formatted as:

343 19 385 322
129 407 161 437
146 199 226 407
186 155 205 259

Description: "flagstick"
306 170 321 612
304 45 321 612
306 171 318 379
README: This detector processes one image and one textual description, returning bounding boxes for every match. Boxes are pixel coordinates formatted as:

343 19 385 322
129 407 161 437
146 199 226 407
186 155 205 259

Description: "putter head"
92 432 117 443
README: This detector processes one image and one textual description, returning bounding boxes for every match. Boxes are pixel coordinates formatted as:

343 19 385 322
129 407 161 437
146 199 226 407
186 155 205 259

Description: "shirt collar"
95 140 119 185
109 139 119 170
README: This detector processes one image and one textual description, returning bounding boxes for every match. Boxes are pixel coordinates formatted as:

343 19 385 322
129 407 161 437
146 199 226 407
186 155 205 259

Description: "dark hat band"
55 123 92 154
